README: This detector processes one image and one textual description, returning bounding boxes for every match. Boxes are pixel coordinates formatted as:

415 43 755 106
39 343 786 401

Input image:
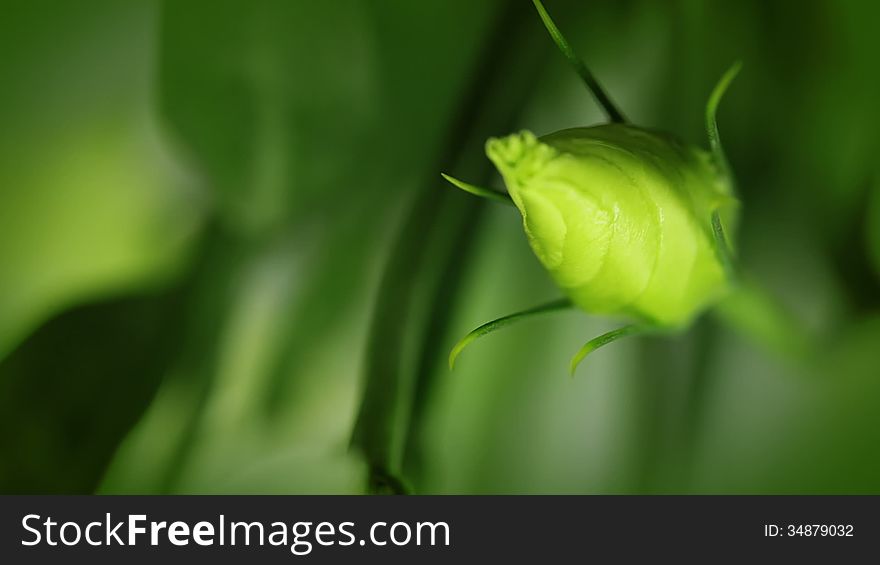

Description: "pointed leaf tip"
441 173 515 206
446 298 572 371
706 60 743 179
569 324 647 376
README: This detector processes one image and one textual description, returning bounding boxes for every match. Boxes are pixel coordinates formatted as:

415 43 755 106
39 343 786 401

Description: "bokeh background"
1 0 879 494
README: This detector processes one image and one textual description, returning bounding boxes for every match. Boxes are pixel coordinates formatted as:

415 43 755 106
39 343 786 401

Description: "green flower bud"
486 125 737 327
442 0 743 374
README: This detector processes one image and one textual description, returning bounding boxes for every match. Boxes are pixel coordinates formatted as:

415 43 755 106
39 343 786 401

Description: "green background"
1 0 879 494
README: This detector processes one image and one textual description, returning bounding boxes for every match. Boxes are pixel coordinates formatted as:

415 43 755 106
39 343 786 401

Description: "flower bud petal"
487 124 736 326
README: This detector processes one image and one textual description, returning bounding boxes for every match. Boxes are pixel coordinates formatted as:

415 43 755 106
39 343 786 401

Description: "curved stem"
441 173 514 206
449 298 572 370
569 324 647 376
705 61 742 181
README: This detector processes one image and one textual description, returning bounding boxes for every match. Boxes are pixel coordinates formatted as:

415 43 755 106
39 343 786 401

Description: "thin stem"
569 324 646 376
441 173 514 206
711 209 738 283
531 0 626 123
705 61 742 181
449 298 572 370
